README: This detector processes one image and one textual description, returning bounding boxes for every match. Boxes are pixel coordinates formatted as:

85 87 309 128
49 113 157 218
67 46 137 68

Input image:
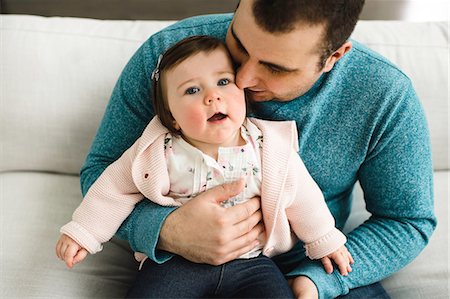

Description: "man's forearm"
115 200 175 263
287 215 436 298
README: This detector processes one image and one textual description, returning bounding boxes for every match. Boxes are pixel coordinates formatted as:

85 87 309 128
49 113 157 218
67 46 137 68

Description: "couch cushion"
2 170 447 298
382 171 449 298
0 172 137 298
0 15 174 175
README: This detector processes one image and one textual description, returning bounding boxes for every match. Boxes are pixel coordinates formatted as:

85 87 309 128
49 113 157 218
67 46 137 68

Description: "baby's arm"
320 245 354 276
55 234 88 268
285 154 350 274
60 137 145 255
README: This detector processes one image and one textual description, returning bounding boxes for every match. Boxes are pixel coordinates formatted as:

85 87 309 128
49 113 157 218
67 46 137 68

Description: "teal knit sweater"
80 14 436 299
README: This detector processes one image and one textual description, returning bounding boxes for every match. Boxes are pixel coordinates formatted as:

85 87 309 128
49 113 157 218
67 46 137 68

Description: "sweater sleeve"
62 140 144 254
286 81 436 298
285 154 347 260
79 38 176 262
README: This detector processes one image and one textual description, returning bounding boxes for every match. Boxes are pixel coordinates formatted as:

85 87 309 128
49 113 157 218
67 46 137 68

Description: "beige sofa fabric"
1 15 448 298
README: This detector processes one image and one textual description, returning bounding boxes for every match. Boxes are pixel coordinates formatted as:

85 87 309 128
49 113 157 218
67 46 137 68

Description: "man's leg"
216 255 295 298
337 282 390 299
126 255 220 298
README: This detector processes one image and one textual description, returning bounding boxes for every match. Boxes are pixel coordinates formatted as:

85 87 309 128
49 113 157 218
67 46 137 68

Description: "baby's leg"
216 255 295 298
125 255 220 298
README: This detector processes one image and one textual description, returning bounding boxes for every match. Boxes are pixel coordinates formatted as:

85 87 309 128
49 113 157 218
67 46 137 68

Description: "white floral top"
165 119 263 207
164 119 264 258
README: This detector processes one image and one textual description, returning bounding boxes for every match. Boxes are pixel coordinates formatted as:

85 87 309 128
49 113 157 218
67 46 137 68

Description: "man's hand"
288 276 319 299
158 178 264 265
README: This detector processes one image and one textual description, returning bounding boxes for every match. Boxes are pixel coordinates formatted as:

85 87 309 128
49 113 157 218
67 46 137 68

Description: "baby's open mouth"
208 113 228 121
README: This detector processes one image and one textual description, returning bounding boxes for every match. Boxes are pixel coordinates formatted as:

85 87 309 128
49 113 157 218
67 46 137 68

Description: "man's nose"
236 60 258 89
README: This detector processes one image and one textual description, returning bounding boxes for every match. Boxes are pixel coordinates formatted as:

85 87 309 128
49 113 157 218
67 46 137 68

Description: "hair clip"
151 54 163 81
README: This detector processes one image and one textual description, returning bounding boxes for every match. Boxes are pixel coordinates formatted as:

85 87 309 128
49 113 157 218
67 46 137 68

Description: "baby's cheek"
179 108 205 130
230 92 247 118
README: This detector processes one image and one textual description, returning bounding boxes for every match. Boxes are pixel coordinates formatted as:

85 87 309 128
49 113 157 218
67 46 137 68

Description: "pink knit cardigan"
61 117 346 260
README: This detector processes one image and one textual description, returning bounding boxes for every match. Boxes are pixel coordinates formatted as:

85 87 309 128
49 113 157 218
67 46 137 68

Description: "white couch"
1 15 448 298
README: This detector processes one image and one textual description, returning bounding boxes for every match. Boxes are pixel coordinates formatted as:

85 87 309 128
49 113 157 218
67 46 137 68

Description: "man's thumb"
208 178 245 204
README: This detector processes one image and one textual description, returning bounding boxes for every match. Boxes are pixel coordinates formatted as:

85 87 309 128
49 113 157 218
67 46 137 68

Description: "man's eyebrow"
260 61 298 73
231 24 298 73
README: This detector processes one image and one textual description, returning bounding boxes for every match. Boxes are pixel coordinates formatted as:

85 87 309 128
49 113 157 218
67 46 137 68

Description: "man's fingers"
233 208 262 235
208 178 246 204
215 230 263 265
203 222 264 265
226 239 261 261
227 222 264 253
227 196 261 224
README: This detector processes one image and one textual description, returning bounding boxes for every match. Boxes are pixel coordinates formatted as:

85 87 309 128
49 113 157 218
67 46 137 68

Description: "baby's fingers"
73 248 89 266
63 244 80 269
333 253 351 276
348 250 355 265
321 256 334 274
55 239 63 260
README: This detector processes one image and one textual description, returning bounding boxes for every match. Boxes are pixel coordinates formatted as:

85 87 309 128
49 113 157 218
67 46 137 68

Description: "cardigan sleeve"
285 154 347 259
61 139 144 254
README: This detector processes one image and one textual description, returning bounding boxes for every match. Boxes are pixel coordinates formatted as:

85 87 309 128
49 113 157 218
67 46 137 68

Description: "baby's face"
164 47 246 149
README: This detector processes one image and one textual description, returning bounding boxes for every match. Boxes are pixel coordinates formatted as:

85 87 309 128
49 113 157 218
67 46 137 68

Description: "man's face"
226 0 327 102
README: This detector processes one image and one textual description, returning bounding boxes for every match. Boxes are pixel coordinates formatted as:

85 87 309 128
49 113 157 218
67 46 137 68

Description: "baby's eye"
185 87 200 95
218 78 230 86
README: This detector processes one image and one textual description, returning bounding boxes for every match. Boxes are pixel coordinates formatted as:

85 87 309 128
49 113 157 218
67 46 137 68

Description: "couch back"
1 15 448 175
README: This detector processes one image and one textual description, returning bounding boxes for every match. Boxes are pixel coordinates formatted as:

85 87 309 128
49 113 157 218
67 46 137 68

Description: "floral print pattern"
165 119 263 206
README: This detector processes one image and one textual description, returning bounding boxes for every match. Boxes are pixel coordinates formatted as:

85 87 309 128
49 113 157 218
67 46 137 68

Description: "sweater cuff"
128 201 175 264
286 259 349 299
60 221 103 254
304 228 347 259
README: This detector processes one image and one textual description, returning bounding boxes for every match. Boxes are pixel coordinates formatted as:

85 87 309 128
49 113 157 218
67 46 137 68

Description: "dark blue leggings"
126 255 294 298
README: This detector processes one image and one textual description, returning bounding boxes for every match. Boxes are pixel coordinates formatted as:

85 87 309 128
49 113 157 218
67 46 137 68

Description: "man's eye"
218 78 230 86
185 87 200 95
267 67 283 75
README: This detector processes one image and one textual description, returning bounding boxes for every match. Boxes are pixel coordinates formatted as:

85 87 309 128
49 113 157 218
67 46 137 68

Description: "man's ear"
322 41 353 73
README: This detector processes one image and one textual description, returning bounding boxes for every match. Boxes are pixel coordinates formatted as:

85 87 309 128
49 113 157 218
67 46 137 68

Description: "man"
80 0 436 298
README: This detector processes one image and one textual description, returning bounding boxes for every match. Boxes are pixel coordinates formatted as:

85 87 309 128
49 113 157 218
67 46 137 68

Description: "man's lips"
247 88 265 92
208 112 228 122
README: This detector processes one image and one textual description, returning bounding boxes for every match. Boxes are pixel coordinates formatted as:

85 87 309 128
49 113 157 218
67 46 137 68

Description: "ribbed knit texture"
80 14 436 299
65 117 346 259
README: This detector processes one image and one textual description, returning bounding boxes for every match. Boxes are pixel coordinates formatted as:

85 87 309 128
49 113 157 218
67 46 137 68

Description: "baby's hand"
55 234 88 268
321 245 354 276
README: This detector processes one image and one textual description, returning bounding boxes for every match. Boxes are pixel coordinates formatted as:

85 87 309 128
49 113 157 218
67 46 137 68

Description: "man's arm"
288 81 437 298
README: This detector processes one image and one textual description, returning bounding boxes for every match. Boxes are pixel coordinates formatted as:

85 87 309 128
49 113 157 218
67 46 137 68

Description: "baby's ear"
173 121 181 131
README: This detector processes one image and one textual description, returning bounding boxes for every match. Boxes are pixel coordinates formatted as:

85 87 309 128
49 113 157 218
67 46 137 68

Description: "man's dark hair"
152 35 232 135
251 0 365 69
